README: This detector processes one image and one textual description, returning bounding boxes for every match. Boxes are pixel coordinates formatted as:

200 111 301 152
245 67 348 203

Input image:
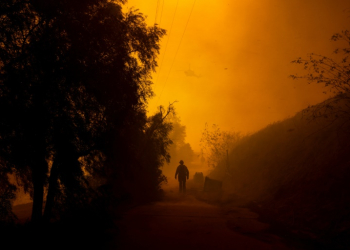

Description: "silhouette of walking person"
175 160 189 193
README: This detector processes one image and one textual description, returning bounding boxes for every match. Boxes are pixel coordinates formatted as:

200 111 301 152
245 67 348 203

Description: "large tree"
0 0 165 223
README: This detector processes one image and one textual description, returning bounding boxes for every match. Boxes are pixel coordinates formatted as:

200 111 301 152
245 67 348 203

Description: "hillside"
210 97 350 249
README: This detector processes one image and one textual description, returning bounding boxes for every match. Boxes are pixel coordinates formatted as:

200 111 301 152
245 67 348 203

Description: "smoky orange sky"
126 0 350 152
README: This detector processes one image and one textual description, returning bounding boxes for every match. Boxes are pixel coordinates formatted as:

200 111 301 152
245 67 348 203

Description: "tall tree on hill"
0 0 165 223
200 124 241 169
291 30 350 121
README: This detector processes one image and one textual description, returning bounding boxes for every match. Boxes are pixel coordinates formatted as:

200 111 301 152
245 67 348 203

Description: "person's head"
179 160 184 165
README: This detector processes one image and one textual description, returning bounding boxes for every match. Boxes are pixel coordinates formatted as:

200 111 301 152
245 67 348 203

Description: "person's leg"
179 180 182 193
183 180 186 193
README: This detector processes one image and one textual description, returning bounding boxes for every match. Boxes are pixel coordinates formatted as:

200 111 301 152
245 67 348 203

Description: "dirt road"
111 186 302 250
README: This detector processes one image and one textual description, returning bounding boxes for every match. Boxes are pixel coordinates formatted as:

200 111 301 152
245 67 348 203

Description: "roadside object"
193 172 204 185
203 177 222 192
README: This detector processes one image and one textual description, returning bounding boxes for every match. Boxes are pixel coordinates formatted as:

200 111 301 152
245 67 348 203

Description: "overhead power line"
159 0 164 26
154 0 179 87
154 0 160 25
154 0 165 26
157 0 197 102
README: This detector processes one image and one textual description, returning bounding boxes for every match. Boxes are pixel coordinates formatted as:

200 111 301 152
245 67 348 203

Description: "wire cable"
154 0 179 87
159 0 165 27
157 0 197 102
154 0 160 25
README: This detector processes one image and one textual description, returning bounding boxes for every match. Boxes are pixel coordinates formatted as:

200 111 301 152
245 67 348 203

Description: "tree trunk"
31 160 47 224
43 161 59 222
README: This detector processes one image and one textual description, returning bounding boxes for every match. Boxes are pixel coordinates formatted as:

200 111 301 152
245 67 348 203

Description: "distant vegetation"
162 113 195 178
200 123 241 169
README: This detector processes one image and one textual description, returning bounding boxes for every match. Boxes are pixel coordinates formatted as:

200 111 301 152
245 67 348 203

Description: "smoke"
127 0 350 153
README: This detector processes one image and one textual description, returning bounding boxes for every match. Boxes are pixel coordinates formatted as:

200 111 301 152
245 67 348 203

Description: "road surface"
111 186 302 250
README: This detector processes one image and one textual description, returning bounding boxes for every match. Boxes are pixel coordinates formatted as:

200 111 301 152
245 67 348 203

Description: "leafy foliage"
0 0 167 223
291 30 350 120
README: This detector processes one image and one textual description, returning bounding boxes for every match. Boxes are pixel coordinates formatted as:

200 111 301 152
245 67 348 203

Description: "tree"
160 112 195 177
103 103 174 204
137 105 174 198
169 115 195 162
200 123 241 168
0 0 165 223
291 30 350 120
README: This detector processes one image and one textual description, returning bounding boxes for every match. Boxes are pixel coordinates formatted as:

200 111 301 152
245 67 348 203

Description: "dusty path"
111 187 301 250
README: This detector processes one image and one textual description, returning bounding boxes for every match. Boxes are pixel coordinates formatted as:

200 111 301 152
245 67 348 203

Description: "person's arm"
186 167 189 179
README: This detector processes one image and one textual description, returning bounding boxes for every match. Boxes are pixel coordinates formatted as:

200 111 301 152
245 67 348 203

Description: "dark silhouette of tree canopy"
291 30 350 120
0 0 166 223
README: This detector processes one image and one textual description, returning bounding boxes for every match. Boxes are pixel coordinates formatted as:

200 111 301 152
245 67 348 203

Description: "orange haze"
125 0 350 151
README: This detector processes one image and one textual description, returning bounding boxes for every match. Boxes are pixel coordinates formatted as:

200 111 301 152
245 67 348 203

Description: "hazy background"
125 0 350 152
